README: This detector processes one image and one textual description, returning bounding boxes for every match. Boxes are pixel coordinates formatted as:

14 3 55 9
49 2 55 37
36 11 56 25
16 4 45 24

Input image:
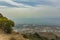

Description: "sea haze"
14 18 60 26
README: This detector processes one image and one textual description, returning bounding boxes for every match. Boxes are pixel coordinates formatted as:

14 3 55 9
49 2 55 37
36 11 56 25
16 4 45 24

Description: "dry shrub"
10 37 16 40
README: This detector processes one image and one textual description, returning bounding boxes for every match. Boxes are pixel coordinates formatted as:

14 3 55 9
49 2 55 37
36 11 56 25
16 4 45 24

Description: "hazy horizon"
0 0 60 25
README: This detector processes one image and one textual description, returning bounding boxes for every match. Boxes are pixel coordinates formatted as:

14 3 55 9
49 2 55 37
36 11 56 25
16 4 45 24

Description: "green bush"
0 13 15 34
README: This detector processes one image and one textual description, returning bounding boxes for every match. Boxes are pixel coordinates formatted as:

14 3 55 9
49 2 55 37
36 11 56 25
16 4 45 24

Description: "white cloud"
4 0 25 6
0 0 32 7
0 6 7 7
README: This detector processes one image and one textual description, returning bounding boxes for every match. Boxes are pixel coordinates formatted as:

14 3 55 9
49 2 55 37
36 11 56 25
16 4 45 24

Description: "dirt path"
0 33 27 40
0 34 10 40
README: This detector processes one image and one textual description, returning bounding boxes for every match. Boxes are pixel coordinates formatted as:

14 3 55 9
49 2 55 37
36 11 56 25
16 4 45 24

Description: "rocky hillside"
21 32 60 40
0 13 60 40
0 29 60 40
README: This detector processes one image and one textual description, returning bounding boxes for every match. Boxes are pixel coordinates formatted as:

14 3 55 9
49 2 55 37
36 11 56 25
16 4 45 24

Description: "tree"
4 20 15 33
0 13 15 33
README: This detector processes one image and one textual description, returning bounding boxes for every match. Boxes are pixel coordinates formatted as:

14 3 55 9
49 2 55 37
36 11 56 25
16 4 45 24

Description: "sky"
0 0 60 24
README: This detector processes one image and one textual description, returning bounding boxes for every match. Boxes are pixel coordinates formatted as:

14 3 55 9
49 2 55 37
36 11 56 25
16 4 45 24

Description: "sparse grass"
22 34 29 39
10 37 16 40
22 32 49 40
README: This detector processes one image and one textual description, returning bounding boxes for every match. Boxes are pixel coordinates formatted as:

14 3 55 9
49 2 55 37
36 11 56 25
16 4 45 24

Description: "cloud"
13 0 53 6
49 0 60 7
0 0 60 24
4 0 25 7
0 0 32 7
0 0 60 18
0 6 7 7
0 0 60 8
0 5 60 19
0 0 59 25
12 0 60 8
0 1 19 7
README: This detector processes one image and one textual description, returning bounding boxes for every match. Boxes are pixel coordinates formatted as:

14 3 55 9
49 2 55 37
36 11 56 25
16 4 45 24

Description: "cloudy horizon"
0 0 60 25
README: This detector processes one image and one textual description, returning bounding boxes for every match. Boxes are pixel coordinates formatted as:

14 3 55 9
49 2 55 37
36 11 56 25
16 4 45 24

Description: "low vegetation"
22 32 60 40
22 32 49 40
10 37 16 40
0 13 14 34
